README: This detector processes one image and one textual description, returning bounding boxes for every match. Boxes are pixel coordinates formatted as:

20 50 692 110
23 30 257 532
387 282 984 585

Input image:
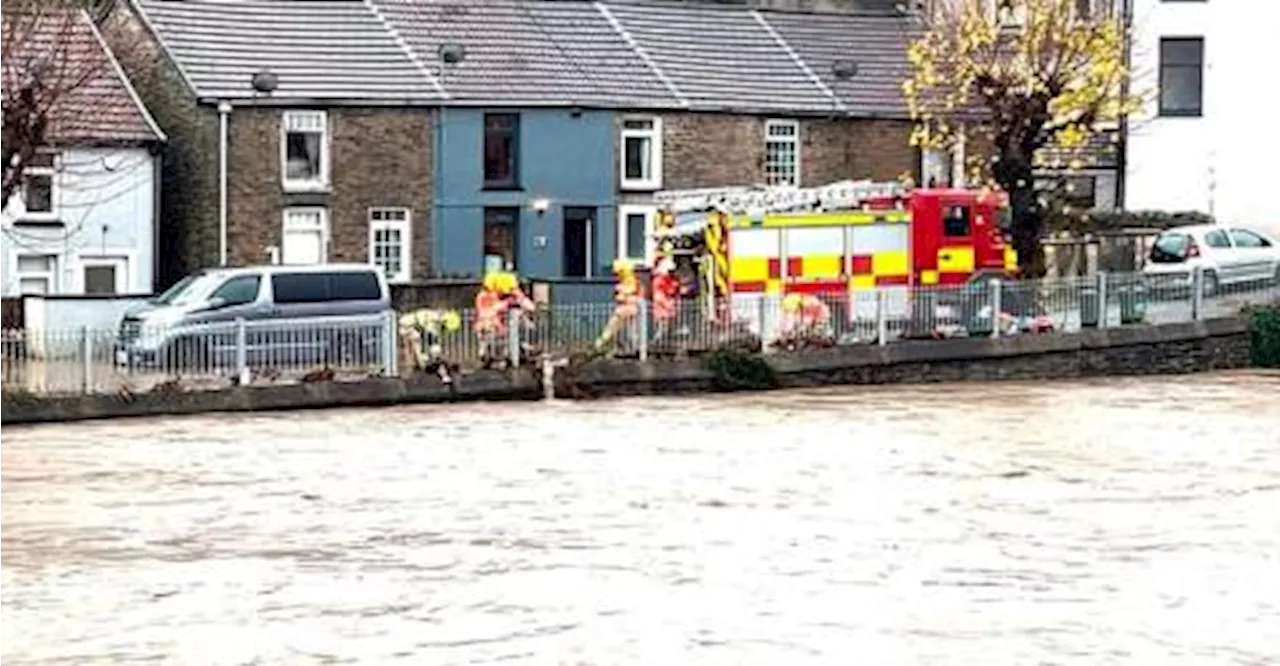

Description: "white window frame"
617 204 657 264
15 253 60 295
368 207 412 283
75 254 132 295
764 119 801 187
20 152 59 220
281 207 329 265
280 110 330 192
619 116 663 191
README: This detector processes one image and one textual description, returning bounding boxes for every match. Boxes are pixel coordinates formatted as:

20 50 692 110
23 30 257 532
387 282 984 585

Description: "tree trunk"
1008 176 1047 278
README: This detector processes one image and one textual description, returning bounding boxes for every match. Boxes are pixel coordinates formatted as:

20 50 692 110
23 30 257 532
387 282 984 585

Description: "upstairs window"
764 119 800 187
483 113 520 188
1159 37 1204 117
21 152 57 217
282 110 329 190
620 117 662 190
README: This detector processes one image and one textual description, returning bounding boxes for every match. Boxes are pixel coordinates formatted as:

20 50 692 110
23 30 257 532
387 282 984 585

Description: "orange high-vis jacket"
614 275 643 317
652 272 679 321
474 288 505 334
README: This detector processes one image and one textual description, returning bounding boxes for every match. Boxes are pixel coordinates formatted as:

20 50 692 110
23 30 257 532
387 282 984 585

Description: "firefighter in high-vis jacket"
595 259 644 355
651 256 680 342
475 271 535 368
398 308 462 383
779 293 833 340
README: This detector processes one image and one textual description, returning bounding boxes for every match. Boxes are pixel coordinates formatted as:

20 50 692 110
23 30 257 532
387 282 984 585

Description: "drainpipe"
218 100 231 266
1116 0 1134 210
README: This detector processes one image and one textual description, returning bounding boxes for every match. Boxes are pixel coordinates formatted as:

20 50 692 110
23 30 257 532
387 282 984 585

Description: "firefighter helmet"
441 310 462 333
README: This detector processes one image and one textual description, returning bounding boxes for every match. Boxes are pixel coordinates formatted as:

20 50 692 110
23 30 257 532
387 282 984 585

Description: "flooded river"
3 372 1279 665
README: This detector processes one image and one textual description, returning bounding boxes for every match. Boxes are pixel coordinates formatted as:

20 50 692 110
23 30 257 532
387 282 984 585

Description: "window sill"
482 184 523 192
1157 110 1203 118
282 182 332 194
620 181 662 192
11 216 62 226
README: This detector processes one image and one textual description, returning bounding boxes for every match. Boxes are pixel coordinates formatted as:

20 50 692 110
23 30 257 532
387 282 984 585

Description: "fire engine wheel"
1201 270 1219 298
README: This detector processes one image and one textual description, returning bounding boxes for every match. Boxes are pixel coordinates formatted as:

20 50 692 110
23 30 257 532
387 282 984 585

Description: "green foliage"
700 348 777 392
1248 305 1280 368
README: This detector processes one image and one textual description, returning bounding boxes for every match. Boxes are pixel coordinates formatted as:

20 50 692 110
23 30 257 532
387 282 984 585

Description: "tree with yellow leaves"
903 0 1138 277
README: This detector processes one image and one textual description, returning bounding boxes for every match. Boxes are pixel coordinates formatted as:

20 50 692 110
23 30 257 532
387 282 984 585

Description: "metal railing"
3 270 1276 397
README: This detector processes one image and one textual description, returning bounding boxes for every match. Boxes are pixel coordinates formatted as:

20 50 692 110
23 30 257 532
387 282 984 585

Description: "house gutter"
218 100 231 266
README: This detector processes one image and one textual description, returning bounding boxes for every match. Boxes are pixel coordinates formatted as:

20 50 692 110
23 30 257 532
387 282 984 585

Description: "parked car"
114 264 392 371
1142 224 1280 296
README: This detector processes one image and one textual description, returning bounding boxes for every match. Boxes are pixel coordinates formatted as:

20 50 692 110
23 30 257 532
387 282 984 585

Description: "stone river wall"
1 316 1252 426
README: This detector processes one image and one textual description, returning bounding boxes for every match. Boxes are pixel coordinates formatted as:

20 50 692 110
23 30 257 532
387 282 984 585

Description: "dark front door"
562 206 595 278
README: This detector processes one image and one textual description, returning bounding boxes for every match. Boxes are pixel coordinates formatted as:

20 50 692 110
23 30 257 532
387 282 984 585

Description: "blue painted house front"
433 108 617 281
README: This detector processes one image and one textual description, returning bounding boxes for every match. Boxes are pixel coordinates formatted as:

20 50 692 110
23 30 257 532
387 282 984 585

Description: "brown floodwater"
3 372 1279 665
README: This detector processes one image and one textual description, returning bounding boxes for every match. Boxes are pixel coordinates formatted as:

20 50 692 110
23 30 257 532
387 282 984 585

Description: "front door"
563 206 596 278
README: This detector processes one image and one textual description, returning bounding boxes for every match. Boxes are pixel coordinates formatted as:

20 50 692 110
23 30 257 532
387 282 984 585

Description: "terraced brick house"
102 0 922 288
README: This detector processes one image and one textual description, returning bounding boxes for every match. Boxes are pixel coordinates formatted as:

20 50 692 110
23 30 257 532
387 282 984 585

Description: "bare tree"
903 0 1140 277
2 0 118 212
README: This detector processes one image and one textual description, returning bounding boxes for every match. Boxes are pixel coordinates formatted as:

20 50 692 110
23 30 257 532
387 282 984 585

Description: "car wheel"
1201 270 1219 298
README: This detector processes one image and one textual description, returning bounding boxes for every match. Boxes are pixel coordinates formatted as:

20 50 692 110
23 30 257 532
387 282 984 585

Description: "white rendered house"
2 10 166 297
1124 0 1280 239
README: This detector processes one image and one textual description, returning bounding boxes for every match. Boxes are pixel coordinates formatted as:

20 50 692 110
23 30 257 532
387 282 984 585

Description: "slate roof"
133 0 917 117
374 0 679 106
136 0 445 101
2 9 165 143
761 10 918 117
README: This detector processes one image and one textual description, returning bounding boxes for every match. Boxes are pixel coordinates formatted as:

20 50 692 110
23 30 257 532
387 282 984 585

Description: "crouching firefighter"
779 293 833 340
595 259 645 355
399 308 462 383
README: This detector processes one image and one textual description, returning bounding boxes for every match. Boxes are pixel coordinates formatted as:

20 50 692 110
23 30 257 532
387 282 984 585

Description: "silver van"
114 264 392 371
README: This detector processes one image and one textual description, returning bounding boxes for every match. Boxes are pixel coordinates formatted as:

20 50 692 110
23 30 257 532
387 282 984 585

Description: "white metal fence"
3 269 1276 397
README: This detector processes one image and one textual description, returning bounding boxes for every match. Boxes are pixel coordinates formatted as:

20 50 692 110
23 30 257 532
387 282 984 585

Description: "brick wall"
222 107 434 277
101 8 220 287
104 8 433 284
659 112 917 190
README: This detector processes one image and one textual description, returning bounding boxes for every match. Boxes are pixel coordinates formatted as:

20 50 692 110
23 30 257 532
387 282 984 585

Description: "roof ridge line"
752 10 846 114
86 9 167 142
594 1 688 108
363 0 449 100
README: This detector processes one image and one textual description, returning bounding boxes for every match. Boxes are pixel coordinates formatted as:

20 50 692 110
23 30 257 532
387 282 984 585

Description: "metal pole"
989 278 1002 339
384 310 399 376
235 317 249 385
1097 271 1109 329
637 297 649 362
80 325 92 394
876 289 887 346
1191 266 1203 321
507 307 520 369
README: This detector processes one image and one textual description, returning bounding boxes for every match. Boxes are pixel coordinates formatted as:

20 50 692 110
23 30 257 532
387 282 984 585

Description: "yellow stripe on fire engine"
850 275 876 290
766 279 782 294
731 256 770 282
1004 247 1018 271
937 246 975 273
803 254 842 278
872 250 909 277
920 270 940 285
728 211 910 228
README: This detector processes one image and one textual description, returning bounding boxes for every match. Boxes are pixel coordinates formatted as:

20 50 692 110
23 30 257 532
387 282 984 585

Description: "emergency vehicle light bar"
653 179 907 215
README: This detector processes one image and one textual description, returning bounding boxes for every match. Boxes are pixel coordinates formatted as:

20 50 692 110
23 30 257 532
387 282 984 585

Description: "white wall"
2 147 158 297
1125 0 1280 239
22 295 151 358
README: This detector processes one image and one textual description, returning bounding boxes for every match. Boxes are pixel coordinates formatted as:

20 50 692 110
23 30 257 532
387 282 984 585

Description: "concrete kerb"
1 316 1253 426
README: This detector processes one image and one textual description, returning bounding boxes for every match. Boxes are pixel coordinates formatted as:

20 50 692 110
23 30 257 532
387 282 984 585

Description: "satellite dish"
251 70 279 94
831 60 858 81
439 43 466 65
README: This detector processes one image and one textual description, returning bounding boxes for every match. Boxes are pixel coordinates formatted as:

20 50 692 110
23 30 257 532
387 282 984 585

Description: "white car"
1142 224 1280 295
